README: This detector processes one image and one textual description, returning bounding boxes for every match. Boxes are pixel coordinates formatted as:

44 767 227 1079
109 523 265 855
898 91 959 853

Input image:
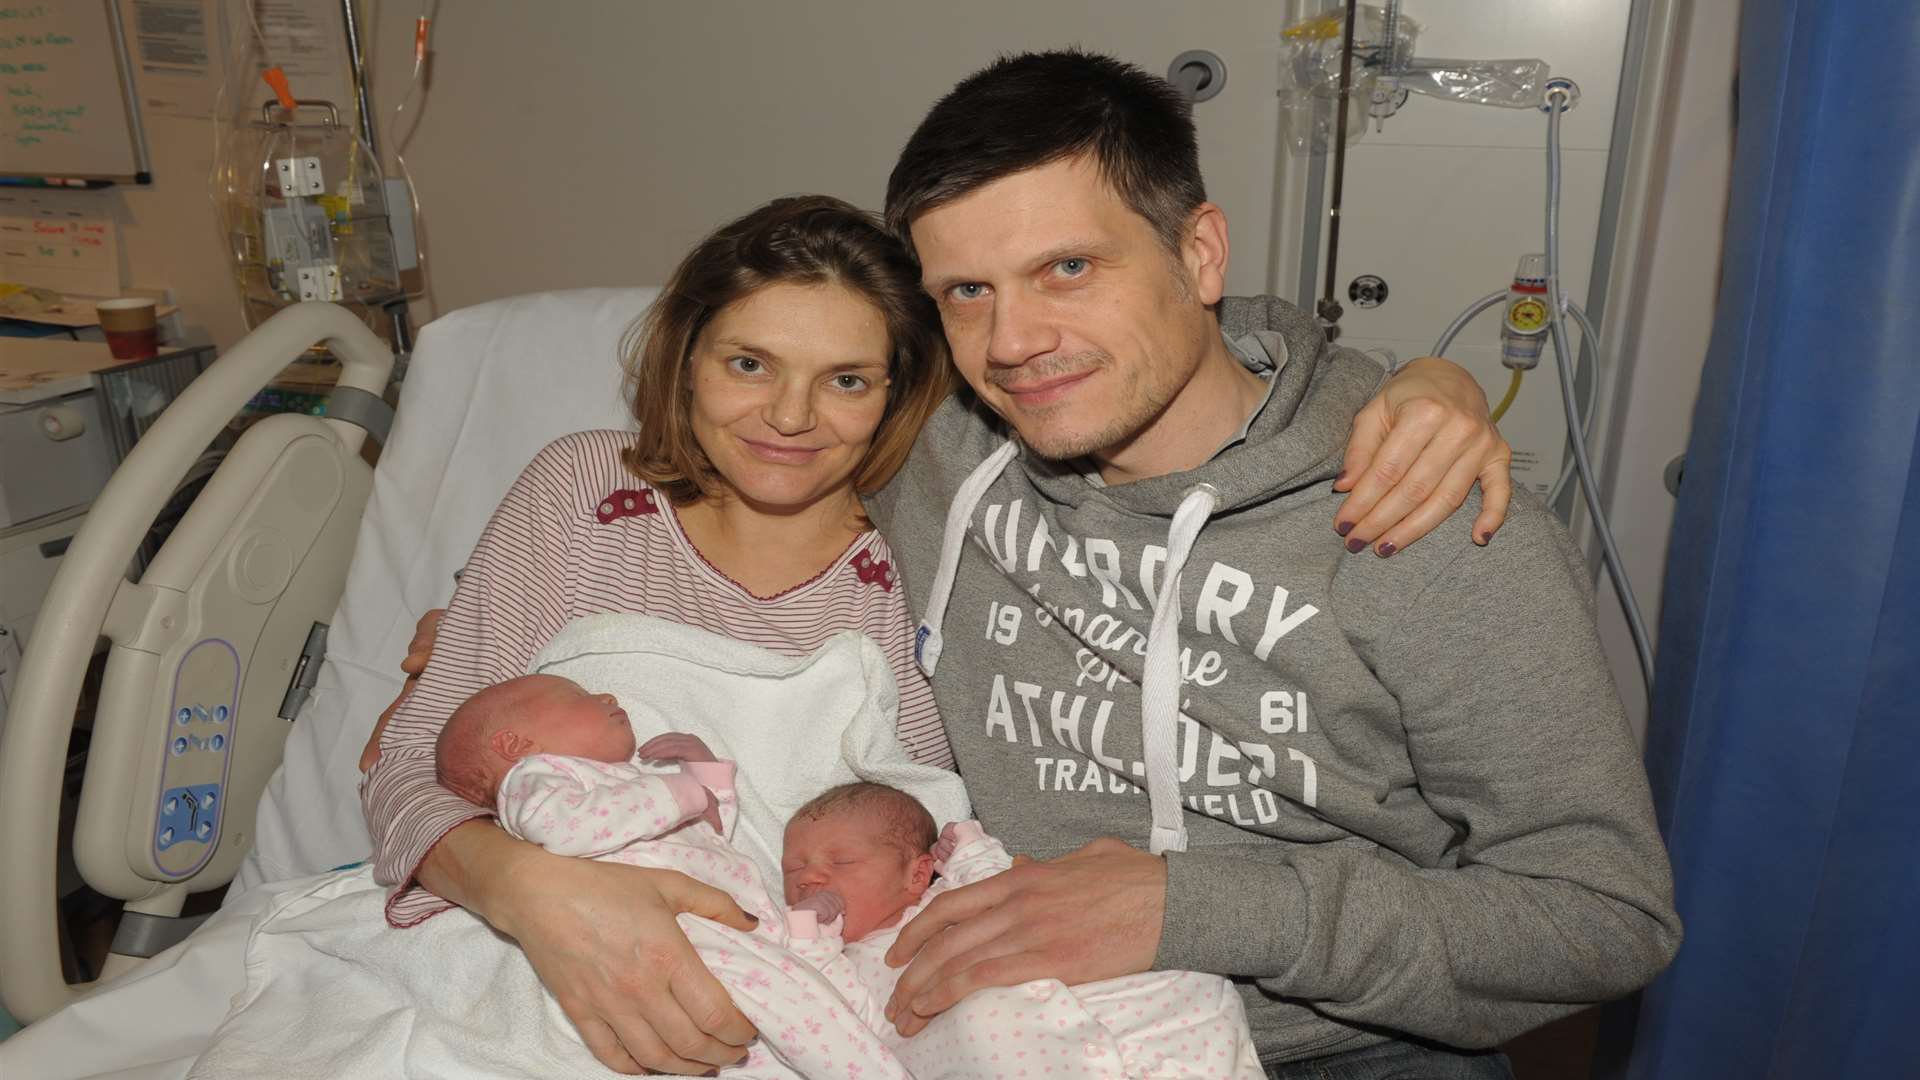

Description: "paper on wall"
0 190 121 298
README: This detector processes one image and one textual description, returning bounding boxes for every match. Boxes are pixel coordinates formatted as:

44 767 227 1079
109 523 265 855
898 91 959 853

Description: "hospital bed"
0 287 658 1074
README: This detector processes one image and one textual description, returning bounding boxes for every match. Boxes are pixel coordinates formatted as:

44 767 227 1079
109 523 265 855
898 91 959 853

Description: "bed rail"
0 303 392 1023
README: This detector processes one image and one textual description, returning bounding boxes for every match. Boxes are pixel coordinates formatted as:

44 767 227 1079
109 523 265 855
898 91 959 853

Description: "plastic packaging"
1277 5 1552 155
1277 5 1417 154
207 1 402 339
1400 58 1552 110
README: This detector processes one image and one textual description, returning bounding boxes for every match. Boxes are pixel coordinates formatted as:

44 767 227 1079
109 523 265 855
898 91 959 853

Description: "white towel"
528 613 971 891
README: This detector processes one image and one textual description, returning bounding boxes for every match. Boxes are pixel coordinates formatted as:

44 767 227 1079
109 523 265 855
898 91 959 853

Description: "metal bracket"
322 386 394 444
109 910 213 959
278 622 329 720
274 156 326 198
294 264 343 302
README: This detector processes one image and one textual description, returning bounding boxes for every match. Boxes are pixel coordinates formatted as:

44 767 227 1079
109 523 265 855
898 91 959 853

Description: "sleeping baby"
435 673 1260 1079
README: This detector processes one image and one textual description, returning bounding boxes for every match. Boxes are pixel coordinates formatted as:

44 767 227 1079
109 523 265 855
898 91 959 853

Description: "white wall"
361 0 1304 329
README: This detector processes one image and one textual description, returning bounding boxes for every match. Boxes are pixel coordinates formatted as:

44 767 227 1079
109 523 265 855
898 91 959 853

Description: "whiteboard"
1 0 149 180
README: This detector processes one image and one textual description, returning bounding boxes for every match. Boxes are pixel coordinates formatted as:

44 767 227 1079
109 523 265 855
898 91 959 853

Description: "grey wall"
363 1 1301 326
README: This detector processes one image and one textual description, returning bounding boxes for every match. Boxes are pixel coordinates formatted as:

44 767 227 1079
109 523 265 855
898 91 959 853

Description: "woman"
361 196 1511 1075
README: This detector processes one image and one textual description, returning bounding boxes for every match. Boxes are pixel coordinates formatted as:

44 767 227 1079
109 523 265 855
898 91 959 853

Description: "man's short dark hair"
884 49 1207 258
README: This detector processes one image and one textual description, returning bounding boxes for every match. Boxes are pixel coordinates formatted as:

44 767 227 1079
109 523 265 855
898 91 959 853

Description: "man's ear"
907 851 936 895
489 728 538 763
1182 202 1231 306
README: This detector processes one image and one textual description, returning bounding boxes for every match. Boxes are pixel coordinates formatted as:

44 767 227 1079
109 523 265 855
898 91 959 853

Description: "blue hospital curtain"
1620 0 1920 1077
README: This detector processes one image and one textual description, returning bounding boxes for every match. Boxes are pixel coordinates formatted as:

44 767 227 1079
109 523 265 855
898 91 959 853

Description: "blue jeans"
1264 1038 1515 1080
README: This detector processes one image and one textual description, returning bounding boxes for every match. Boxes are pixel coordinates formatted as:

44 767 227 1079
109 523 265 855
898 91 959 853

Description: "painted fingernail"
1345 537 1366 554
1476 532 1491 544
1376 541 1397 558
1335 520 1354 537
1335 470 1348 484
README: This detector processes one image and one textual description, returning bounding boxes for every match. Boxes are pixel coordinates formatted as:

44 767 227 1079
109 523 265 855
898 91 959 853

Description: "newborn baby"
435 675 1258 1078
780 781 936 943
435 673 851 928
777 792 1263 1080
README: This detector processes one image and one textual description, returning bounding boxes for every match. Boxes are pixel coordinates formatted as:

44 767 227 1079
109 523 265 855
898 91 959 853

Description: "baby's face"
518 675 636 762
782 812 928 942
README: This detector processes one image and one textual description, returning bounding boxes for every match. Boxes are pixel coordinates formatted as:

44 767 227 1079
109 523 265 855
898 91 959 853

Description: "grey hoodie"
866 295 1679 1061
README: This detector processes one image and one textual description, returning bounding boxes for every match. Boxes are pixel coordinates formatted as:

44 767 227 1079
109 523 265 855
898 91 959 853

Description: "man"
864 51 1680 1076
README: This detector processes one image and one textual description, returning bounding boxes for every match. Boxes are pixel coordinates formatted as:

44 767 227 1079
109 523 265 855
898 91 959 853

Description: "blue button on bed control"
171 737 188 756
176 707 192 725
214 704 230 723
155 783 223 854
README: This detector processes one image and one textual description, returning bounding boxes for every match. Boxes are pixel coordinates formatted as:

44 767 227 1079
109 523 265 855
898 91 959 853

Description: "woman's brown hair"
621 195 952 505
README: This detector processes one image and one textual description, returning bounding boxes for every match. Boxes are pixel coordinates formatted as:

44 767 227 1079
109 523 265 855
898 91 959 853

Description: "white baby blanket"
179 615 970 1079
528 613 971 891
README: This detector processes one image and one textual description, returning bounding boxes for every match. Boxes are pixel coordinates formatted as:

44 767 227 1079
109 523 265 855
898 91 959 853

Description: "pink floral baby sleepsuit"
499 758 1261 1079
816 822 1265 1080
497 753 909 1080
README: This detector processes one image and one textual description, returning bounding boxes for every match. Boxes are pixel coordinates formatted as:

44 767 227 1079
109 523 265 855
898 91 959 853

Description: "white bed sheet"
0 288 657 1078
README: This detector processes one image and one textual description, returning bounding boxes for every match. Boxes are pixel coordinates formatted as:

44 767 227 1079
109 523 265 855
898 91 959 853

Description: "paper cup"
98 297 159 360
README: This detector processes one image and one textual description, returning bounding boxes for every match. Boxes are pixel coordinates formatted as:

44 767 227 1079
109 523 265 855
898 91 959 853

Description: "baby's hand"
638 732 717 764
792 889 846 925
932 824 962 865
931 821 986 868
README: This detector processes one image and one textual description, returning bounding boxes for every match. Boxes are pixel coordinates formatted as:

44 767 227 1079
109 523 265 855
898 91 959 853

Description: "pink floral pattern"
850 550 896 592
594 488 659 524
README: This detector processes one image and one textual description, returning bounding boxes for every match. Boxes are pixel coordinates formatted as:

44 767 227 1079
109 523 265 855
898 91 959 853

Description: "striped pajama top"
359 429 953 927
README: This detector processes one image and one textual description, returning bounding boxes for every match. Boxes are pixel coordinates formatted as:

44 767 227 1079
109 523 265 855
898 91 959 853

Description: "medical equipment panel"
0 510 85 673
0 344 216 530
215 100 403 342
79 414 371 894
0 392 116 529
151 642 238 874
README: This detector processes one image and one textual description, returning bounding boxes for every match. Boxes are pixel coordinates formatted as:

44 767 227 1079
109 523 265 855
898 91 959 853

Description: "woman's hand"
1334 357 1514 556
438 824 760 1074
359 608 447 772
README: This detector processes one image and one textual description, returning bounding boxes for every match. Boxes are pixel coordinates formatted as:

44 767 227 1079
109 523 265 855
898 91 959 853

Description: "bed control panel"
155 783 222 851
152 639 241 877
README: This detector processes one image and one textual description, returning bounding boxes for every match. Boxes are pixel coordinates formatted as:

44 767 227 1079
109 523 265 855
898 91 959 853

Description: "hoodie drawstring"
915 439 1021 677
1140 483 1218 855
913 440 1219 858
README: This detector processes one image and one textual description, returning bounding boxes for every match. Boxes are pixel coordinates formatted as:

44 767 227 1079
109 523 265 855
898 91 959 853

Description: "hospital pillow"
234 287 657 895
